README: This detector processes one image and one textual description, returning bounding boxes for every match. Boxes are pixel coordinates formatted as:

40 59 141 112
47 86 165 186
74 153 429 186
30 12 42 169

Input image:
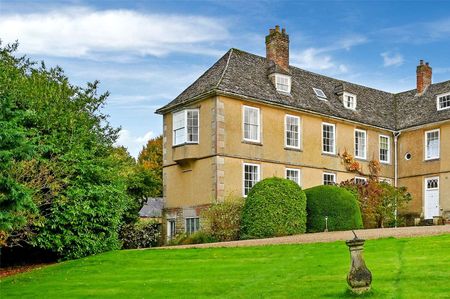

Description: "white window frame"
167 219 176 240
323 172 336 185
354 176 368 185
285 168 301 186
379 134 391 164
322 122 336 155
354 129 367 160
275 74 291 93
185 217 200 235
242 163 260 197
424 129 440 160
343 92 357 110
285 114 301 149
436 92 450 111
242 106 261 143
172 109 200 146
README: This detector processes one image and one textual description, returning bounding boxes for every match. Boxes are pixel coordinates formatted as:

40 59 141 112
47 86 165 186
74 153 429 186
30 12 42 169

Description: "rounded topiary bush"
240 177 307 239
304 185 363 232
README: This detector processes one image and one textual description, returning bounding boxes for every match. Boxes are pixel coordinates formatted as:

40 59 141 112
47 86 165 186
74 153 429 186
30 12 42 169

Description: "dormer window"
275 74 291 93
313 88 327 100
343 92 357 110
437 92 450 111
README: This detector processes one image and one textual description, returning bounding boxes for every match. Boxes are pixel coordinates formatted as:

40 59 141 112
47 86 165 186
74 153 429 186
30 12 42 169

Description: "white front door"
424 177 439 219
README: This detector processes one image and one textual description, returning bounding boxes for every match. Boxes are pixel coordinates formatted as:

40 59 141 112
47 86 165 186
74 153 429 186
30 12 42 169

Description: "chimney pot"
419 59 424 65
282 28 286 34
265 26 290 71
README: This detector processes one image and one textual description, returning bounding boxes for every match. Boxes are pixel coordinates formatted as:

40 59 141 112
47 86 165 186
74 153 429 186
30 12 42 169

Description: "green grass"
1 234 449 298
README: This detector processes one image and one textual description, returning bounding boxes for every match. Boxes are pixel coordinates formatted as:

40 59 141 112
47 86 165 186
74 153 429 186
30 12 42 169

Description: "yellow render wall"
397 122 450 215
222 157 372 198
164 157 215 208
219 96 395 181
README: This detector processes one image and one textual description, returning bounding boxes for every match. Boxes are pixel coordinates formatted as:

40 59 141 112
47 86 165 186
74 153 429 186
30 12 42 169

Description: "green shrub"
240 177 307 239
304 185 363 232
119 219 161 249
168 231 217 246
201 196 244 241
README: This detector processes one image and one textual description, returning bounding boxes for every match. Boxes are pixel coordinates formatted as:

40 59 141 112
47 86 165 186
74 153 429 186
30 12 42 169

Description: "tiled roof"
156 49 450 131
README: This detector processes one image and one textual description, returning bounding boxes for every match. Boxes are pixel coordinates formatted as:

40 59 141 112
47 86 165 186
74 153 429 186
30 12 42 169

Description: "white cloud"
378 18 450 44
381 52 404 67
0 7 229 58
115 129 154 158
291 48 335 71
290 34 367 74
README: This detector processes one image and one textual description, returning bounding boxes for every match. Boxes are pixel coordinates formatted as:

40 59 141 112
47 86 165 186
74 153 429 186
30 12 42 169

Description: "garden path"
158 225 450 249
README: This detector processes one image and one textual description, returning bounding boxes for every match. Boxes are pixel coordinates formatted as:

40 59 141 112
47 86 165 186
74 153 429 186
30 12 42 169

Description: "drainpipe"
393 131 401 227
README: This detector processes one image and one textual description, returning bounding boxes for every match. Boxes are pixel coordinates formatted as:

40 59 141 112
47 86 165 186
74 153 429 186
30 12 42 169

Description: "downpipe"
393 131 401 227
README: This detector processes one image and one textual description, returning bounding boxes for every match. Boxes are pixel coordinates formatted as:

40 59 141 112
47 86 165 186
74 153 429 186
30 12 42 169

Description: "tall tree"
1 43 129 259
0 44 37 246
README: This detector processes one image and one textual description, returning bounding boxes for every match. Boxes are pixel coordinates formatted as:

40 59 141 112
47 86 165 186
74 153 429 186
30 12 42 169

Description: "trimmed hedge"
119 220 161 249
304 185 363 232
241 177 307 239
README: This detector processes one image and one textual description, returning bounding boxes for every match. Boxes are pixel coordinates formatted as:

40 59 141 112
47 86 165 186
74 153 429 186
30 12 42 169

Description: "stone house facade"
156 26 450 241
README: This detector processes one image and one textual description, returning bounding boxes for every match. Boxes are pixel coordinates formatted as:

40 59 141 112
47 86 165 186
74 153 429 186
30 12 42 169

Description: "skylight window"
313 88 327 99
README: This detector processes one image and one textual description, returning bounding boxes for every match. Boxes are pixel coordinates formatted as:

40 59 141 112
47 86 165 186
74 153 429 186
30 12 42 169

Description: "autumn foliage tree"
137 135 163 197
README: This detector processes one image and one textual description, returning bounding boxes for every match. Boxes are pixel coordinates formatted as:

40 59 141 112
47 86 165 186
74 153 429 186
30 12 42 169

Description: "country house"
156 26 450 240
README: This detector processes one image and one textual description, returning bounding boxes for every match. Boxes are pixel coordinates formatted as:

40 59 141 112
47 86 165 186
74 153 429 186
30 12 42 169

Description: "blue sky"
1 0 449 157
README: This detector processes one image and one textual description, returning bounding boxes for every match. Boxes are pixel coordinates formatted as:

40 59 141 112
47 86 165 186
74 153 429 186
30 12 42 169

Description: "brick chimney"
265 25 289 71
416 60 432 94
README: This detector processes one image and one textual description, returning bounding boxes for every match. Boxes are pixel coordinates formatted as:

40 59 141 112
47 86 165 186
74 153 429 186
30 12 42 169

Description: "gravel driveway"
159 225 450 249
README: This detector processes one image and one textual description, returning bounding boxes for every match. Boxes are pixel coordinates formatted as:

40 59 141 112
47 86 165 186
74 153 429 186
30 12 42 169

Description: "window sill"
380 161 391 165
355 157 367 162
285 147 302 152
321 152 337 157
242 140 263 146
424 158 440 162
172 142 199 148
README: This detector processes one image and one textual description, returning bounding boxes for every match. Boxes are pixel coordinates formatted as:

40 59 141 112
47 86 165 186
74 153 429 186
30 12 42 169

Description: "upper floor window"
286 168 301 186
275 74 291 93
323 172 336 185
285 115 300 149
322 122 336 154
425 129 440 160
379 135 390 164
243 163 260 196
354 129 367 159
343 92 357 110
243 106 260 142
437 92 450 111
173 109 199 146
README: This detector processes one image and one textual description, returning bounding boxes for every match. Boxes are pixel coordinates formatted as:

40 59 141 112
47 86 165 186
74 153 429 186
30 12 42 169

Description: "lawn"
1 234 449 298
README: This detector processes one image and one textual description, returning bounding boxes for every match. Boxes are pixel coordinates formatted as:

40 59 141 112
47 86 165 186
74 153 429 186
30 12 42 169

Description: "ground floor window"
243 163 260 196
167 219 176 239
323 172 336 185
285 168 301 186
185 217 200 235
354 176 368 185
